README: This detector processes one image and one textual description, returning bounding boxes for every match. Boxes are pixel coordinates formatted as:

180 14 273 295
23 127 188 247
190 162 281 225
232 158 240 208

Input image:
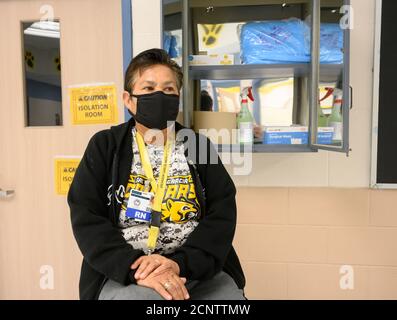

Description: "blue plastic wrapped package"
169 35 178 58
163 33 171 54
240 19 344 65
320 23 344 64
240 18 310 64
163 32 179 58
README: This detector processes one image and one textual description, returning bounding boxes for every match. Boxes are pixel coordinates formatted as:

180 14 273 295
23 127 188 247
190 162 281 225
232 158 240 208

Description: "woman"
68 48 245 300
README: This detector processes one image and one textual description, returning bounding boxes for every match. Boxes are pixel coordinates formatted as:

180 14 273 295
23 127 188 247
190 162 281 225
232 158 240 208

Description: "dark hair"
200 90 213 112
124 48 183 93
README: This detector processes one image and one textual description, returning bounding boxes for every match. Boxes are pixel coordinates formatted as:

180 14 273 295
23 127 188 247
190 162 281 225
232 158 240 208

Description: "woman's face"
123 64 179 116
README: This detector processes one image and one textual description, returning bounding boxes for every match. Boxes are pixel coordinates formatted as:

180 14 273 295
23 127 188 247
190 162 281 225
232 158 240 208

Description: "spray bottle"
329 88 343 143
237 87 255 144
318 86 335 127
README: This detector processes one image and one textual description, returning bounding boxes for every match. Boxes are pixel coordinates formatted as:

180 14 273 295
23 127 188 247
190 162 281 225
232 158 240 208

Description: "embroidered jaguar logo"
162 198 198 223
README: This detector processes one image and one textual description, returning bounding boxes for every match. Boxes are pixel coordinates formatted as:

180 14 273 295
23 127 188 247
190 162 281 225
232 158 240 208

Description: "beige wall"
235 187 397 299
230 0 397 299
132 0 162 56
131 0 397 300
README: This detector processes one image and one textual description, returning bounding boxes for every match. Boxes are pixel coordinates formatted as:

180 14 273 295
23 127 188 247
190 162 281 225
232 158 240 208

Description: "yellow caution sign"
54 158 80 195
69 84 118 125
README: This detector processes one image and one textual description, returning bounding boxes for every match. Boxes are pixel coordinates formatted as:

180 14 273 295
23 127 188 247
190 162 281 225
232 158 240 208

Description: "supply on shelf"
240 18 343 65
237 86 255 145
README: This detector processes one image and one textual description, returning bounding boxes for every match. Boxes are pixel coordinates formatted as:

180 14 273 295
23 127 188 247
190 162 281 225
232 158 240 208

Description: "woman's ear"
123 91 137 115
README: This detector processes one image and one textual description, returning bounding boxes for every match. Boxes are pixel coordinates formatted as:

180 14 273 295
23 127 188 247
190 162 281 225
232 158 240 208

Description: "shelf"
190 63 309 80
189 63 343 81
216 144 317 153
173 0 350 154
320 63 345 82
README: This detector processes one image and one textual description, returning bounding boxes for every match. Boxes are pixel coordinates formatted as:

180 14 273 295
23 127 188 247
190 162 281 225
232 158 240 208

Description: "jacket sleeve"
169 135 237 281
67 131 144 285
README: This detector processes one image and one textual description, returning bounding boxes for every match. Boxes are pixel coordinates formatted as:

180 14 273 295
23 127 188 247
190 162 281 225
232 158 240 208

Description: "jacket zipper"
96 276 108 300
188 160 206 219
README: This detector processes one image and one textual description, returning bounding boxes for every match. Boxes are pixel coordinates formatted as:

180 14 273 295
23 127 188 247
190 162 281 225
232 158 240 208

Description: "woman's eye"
143 86 154 91
164 87 175 92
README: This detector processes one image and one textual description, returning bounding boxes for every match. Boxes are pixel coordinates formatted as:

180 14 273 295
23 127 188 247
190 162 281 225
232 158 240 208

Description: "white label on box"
291 138 303 145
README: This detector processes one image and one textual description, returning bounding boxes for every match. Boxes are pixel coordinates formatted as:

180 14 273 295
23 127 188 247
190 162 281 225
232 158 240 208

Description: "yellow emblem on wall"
54 56 61 72
25 51 35 69
200 24 223 48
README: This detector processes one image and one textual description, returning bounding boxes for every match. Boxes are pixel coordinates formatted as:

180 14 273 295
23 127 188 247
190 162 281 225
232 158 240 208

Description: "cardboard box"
189 54 234 66
193 111 237 145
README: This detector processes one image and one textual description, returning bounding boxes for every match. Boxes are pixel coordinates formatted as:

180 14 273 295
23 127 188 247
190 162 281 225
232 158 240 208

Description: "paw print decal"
25 51 35 69
200 24 223 48
54 56 61 72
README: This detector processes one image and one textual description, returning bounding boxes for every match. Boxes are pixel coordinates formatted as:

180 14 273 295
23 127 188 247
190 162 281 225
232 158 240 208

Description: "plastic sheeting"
320 23 344 64
240 18 310 64
240 19 343 65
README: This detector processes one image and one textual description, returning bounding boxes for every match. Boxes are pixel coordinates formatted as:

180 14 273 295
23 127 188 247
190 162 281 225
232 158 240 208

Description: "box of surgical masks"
264 126 309 145
263 127 334 145
317 127 334 145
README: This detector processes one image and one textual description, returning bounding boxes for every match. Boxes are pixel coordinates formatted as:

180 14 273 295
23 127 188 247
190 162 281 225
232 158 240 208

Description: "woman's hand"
136 268 190 300
131 254 180 281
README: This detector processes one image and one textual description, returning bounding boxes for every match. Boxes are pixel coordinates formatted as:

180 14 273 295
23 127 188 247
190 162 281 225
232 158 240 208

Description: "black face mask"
131 91 180 130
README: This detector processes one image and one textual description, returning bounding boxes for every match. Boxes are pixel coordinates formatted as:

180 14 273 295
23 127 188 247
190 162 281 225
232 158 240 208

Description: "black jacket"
67 118 245 300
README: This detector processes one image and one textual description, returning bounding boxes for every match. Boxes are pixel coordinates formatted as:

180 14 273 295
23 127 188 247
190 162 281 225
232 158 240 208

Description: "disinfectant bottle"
329 88 343 143
237 87 255 145
318 86 335 127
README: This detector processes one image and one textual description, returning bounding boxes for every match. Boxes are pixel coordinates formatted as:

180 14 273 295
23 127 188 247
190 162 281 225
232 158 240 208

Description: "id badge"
126 190 154 223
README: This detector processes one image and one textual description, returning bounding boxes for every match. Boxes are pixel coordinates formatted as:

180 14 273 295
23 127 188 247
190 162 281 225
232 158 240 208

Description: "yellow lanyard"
135 131 173 254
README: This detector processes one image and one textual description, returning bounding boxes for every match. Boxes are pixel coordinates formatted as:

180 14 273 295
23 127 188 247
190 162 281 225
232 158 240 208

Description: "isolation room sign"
69 83 118 125
54 158 81 195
